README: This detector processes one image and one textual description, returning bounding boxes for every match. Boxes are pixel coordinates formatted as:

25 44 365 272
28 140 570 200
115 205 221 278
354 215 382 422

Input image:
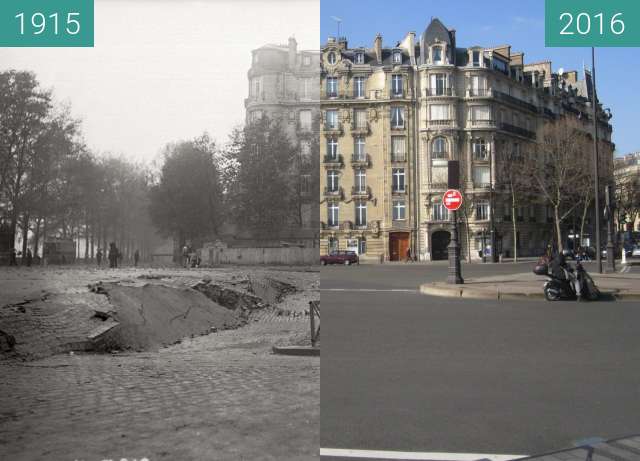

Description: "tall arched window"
432 137 448 160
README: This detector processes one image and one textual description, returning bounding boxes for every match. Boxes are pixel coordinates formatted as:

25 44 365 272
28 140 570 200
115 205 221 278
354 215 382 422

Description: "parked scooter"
533 253 600 301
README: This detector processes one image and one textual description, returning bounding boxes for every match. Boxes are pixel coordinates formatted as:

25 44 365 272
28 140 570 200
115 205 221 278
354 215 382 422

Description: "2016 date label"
546 0 640 47
0 0 93 47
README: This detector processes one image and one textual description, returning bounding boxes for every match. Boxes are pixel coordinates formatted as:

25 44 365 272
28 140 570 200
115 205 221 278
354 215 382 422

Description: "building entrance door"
389 232 410 261
431 230 451 260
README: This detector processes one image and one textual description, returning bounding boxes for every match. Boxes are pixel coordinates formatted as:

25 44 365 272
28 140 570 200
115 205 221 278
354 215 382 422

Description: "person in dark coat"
108 243 118 268
25 248 32 267
134 249 140 267
9 248 17 266
96 248 103 267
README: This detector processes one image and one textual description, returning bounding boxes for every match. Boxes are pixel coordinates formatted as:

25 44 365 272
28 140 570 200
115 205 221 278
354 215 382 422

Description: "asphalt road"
320 261 640 460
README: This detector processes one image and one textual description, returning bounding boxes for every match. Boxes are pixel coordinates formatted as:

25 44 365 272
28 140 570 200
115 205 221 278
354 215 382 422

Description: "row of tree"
0 70 157 261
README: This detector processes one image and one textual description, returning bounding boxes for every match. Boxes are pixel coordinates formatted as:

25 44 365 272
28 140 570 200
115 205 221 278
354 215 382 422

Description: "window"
251 143 260 156
303 55 311 66
355 169 366 192
471 106 491 122
355 201 367 227
301 78 312 100
355 52 364 64
326 110 338 129
327 170 339 191
432 47 442 64
328 202 339 227
391 136 406 162
393 51 402 64
354 137 365 159
254 53 260 64
392 75 403 96
473 166 490 186
512 142 521 160
300 174 311 195
326 77 338 97
250 110 262 122
393 200 406 220
354 110 367 129
353 76 366 98
432 137 448 159
392 168 405 192
432 202 449 221
493 58 508 74
327 51 336 64
430 74 446 95
327 138 338 159
517 206 525 222
251 77 261 98
476 200 490 221
358 238 367 255
429 104 449 121
470 75 486 96
472 50 481 67
299 110 312 131
300 140 311 158
391 107 405 129
472 139 488 161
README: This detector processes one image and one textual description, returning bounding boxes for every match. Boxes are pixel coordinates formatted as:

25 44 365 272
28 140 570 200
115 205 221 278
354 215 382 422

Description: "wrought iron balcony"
469 119 496 128
351 121 371 135
323 154 344 166
351 186 372 199
351 153 371 168
427 119 455 128
467 88 492 98
493 90 538 114
322 122 344 135
323 186 344 199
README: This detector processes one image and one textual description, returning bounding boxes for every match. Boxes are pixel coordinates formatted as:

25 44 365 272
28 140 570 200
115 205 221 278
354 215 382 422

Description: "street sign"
443 189 463 211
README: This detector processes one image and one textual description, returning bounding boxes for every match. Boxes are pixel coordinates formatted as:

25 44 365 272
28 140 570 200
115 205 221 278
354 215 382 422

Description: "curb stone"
272 346 320 356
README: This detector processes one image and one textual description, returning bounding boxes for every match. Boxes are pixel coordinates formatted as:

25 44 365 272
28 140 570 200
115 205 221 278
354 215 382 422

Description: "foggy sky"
0 0 319 164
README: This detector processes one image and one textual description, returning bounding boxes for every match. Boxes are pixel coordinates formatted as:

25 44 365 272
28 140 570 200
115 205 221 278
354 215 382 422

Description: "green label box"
546 0 640 47
0 0 94 47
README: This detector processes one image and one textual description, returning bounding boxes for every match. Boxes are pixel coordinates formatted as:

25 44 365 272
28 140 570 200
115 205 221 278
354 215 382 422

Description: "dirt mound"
92 283 242 352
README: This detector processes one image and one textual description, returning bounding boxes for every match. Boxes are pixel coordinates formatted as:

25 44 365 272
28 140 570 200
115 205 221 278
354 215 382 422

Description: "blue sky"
320 0 639 156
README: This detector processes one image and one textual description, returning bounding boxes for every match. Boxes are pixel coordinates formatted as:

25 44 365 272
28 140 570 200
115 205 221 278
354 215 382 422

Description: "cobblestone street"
0 266 319 461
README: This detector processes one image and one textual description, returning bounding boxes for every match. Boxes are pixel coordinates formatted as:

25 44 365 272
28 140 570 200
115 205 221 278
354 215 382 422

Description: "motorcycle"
533 259 600 302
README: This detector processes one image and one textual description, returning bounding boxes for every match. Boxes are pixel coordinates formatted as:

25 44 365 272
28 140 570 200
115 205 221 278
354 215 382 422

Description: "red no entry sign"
443 189 463 211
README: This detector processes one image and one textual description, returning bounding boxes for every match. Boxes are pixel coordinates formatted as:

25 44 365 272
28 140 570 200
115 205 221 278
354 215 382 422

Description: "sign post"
443 188 464 285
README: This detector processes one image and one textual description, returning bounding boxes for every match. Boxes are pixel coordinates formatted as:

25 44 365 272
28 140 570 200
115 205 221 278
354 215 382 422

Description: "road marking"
620 265 631 273
320 448 526 460
320 288 419 293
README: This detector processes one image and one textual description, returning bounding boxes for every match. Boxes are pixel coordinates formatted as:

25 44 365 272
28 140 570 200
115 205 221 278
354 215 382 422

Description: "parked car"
320 250 359 266
632 246 640 258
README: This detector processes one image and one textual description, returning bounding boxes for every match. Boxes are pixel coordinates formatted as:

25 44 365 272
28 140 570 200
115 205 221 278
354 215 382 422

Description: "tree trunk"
579 198 591 249
41 218 47 265
33 217 41 258
84 214 89 261
21 214 29 264
554 206 563 253
511 194 518 262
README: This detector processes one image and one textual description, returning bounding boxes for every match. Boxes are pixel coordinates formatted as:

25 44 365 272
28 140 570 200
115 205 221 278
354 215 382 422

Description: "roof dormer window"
355 52 364 64
393 51 402 64
327 51 337 65
432 46 442 64
303 55 311 66
472 50 481 67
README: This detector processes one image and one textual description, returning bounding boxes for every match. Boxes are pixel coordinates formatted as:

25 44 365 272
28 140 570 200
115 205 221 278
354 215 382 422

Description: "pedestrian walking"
96 248 103 267
9 248 17 266
108 242 118 268
405 247 412 263
25 248 32 267
182 244 189 268
134 249 140 267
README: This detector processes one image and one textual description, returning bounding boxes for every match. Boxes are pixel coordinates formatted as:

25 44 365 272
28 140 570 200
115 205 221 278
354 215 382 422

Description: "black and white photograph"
0 1 320 460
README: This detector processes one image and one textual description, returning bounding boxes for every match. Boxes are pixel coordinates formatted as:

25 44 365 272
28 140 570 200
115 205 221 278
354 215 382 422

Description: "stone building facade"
320 18 614 261
614 152 640 233
245 38 321 247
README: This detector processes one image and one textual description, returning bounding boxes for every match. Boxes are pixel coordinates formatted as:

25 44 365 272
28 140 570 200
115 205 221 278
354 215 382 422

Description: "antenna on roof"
331 16 342 38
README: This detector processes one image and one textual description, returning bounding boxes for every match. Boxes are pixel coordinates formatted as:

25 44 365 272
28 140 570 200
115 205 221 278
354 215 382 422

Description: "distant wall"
203 246 318 266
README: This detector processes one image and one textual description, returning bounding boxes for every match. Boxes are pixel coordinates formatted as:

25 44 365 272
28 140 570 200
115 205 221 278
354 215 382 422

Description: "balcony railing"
390 90 405 99
430 182 448 190
500 122 536 140
322 122 343 135
351 121 370 135
323 154 344 166
493 90 538 114
391 187 407 195
426 87 454 97
469 119 496 128
391 153 407 162
467 88 492 98
390 123 406 131
351 153 371 167
428 119 454 128
351 185 372 199
323 186 344 199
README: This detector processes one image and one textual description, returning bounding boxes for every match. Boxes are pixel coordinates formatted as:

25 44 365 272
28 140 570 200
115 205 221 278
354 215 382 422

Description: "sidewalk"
420 268 640 301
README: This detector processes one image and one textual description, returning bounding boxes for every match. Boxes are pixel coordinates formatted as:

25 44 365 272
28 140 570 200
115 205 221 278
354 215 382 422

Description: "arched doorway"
389 232 410 261
431 230 451 260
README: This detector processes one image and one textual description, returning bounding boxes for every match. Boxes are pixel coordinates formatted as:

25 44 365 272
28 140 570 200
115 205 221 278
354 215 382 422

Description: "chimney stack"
374 33 382 64
288 36 297 69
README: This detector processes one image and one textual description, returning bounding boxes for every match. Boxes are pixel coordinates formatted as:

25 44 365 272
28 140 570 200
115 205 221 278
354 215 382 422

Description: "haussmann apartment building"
319 18 614 262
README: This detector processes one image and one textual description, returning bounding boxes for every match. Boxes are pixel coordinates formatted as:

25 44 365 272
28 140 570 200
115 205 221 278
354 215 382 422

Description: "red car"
321 250 359 266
